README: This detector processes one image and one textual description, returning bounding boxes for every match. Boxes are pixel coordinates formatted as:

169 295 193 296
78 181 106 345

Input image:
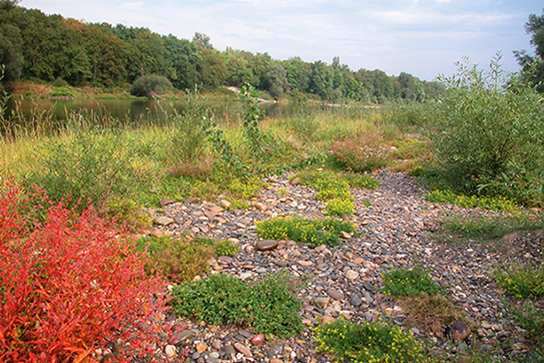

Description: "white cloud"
120 2 144 10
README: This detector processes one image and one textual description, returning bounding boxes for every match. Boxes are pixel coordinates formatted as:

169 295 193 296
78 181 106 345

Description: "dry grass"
398 293 469 338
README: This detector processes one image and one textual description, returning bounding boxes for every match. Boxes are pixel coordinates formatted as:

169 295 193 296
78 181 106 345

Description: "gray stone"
350 292 363 307
159 199 176 206
256 239 279 251
224 345 236 356
177 330 194 341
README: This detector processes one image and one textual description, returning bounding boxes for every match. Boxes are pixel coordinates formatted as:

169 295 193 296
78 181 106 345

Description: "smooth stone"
314 297 330 307
159 199 176 206
256 239 279 251
224 345 236 356
164 345 176 360
251 334 265 346
217 256 234 264
345 270 359 280
177 330 194 341
185 197 200 204
196 342 208 354
239 330 254 339
350 292 363 307
154 216 174 226
448 321 471 341
234 343 253 358
326 288 344 301
211 339 223 350
209 352 220 359
219 199 232 209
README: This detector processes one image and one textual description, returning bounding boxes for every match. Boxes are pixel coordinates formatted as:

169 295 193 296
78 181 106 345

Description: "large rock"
255 239 279 251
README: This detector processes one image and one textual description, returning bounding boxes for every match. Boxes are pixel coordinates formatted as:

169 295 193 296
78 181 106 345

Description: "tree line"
0 1 455 102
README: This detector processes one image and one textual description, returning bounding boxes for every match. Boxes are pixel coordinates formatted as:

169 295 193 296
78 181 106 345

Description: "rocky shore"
151 172 543 362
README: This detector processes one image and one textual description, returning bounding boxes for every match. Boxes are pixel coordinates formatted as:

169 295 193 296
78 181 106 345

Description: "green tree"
0 23 23 82
514 8 544 92
263 62 288 98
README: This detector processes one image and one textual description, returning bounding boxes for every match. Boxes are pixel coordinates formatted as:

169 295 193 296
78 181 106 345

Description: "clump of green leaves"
313 318 426 363
50 86 74 97
494 262 544 300
381 266 445 298
256 215 356 247
170 272 304 337
426 189 517 212
325 198 355 216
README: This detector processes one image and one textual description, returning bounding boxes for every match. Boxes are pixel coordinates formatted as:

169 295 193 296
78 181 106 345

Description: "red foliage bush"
330 132 390 173
0 186 183 362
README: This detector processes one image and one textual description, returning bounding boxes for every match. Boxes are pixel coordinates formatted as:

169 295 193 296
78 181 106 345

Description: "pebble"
154 216 175 226
255 239 279 251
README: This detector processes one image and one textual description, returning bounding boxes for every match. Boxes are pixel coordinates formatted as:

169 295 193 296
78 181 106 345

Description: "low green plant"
135 235 215 283
494 262 544 300
313 318 426 363
340 172 380 190
170 272 304 337
362 200 373 207
426 189 517 212
193 237 241 257
440 212 544 241
313 177 354 201
105 197 152 232
256 215 356 247
508 300 544 356
325 198 355 216
381 266 445 298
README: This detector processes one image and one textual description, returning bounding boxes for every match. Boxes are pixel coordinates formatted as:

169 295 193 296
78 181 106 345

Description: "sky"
20 0 544 81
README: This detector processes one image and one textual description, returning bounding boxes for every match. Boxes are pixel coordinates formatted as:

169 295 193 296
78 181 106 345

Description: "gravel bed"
149 171 543 363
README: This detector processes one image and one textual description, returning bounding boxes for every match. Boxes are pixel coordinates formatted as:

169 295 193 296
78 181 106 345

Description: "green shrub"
494 262 544 300
135 235 215 283
170 272 304 337
381 266 445 298
130 75 172 97
256 215 356 247
50 86 74 97
428 53 544 201
26 128 143 214
168 89 211 164
325 198 355 216
330 132 390 173
426 189 517 212
313 318 425 363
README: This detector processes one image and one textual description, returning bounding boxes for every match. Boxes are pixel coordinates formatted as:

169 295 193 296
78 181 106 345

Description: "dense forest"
0 1 446 102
